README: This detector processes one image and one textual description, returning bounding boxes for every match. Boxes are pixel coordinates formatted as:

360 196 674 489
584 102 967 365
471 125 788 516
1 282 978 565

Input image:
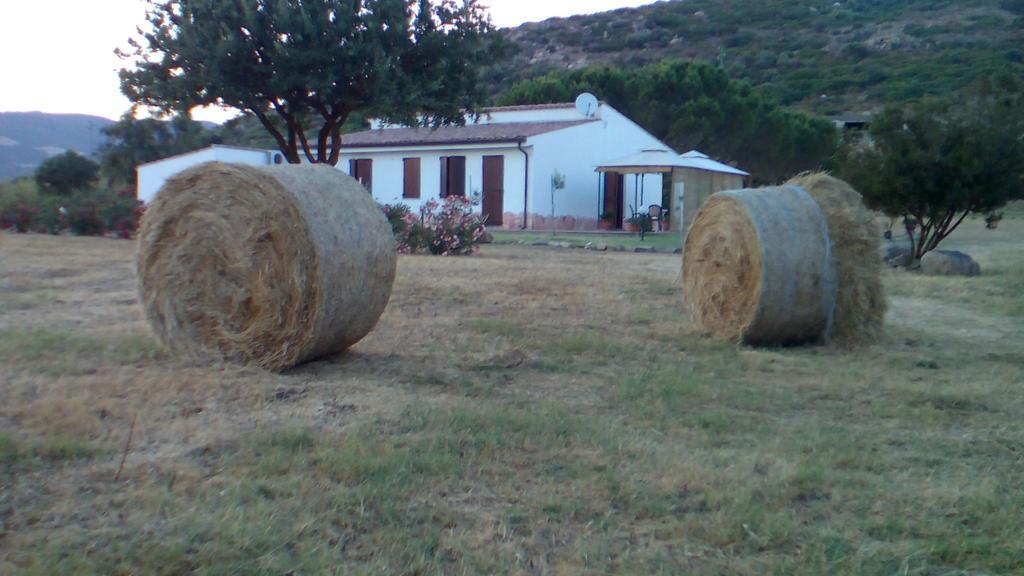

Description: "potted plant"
625 213 653 239
598 211 616 231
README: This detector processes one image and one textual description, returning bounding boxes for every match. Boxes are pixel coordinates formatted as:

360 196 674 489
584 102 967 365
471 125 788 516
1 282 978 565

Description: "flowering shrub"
66 189 143 237
381 203 418 253
0 183 53 233
0 184 143 238
379 196 487 256
420 196 488 256
0 200 42 233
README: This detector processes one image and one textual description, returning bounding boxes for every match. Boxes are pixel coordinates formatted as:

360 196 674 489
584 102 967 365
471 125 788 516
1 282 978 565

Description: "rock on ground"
880 243 913 268
920 250 981 277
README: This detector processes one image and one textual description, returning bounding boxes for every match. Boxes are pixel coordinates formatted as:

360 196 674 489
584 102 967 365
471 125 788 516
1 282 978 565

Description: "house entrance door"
482 155 504 226
603 173 625 229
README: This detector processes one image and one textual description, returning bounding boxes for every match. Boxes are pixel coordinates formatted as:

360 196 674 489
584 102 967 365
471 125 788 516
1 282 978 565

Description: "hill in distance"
493 0 1024 114
8 0 1018 172
0 112 116 181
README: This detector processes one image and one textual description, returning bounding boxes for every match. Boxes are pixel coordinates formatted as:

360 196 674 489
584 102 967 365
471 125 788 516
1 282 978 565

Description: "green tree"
840 75 1024 260
499 61 838 183
34 151 100 197
119 0 499 165
98 112 218 187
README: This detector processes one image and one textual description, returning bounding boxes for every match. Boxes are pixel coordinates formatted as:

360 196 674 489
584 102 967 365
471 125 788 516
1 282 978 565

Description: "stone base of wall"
499 212 600 231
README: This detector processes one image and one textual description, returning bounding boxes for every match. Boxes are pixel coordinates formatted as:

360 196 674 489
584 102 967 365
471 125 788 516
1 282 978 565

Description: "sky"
0 0 653 124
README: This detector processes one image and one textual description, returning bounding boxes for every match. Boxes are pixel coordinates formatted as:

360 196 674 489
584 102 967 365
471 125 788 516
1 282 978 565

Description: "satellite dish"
575 92 599 118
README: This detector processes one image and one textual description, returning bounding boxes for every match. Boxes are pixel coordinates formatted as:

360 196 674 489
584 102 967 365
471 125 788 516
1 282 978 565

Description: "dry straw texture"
137 162 396 371
683 173 884 346
787 172 886 344
684 185 838 345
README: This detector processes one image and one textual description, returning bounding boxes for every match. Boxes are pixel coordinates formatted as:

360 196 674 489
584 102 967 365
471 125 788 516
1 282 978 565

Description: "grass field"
1 215 1022 575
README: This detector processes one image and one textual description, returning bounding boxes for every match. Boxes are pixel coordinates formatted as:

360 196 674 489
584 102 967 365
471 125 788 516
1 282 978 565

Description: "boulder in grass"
880 244 913 268
920 250 981 277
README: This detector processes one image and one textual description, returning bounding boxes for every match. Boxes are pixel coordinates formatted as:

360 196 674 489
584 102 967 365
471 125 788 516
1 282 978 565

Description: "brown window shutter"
449 156 466 197
440 157 449 198
357 159 372 193
403 158 421 199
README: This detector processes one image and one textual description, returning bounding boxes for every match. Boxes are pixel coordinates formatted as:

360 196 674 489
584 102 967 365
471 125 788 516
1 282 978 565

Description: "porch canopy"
595 149 749 177
593 149 749 223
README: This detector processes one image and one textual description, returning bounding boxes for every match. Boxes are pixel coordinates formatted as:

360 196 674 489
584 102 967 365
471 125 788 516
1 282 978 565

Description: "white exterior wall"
136 146 278 203
526 105 671 227
340 144 527 225
345 103 674 230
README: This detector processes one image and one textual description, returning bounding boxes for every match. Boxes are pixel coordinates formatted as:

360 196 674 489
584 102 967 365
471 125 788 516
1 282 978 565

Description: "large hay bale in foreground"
137 162 397 371
682 174 884 345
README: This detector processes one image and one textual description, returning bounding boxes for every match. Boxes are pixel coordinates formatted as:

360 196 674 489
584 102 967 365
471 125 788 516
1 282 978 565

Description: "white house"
340 95 672 230
135 95 693 231
136 145 287 204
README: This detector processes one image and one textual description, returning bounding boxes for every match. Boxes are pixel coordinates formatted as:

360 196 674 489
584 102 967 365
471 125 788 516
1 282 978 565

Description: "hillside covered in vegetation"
0 113 114 181
492 0 1024 114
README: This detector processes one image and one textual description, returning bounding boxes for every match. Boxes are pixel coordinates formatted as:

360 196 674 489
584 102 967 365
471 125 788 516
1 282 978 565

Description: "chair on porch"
648 204 667 232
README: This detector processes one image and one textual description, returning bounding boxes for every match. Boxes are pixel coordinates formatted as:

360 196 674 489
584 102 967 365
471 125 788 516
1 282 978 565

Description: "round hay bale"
682 174 885 346
786 173 886 344
137 162 397 371
683 185 838 345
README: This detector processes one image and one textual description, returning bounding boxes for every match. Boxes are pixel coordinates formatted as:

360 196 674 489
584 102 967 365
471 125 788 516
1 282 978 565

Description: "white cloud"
0 0 654 123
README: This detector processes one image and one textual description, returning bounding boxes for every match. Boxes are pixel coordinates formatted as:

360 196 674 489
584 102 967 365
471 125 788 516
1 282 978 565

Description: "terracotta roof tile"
480 102 576 113
340 119 595 149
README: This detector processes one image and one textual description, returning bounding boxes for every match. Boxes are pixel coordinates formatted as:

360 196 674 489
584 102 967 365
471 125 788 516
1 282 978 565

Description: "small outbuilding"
596 149 748 234
136 145 286 203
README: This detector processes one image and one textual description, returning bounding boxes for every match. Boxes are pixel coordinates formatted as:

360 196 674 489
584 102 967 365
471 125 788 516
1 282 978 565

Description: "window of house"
439 156 466 198
348 158 373 193
403 158 421 199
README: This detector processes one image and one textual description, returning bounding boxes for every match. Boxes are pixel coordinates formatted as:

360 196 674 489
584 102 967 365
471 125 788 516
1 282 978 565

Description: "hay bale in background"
683 185 838 345
137 162 396 371
683 174 884 346
787 173 886 344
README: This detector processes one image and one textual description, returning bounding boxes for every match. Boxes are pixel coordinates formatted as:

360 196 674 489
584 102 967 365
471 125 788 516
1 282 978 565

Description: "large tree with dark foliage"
98 112 219 186
499 61 839 183
119 0 498 165
840 74 1024 260
35 151 100 197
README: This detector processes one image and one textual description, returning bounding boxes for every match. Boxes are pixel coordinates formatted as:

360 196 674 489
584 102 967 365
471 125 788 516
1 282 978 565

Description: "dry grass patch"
1 225 1023 574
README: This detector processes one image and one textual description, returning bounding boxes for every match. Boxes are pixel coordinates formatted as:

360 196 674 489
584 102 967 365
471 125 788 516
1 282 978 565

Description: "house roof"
677 150 750 176
340 119 596 149
480 102 577 113
136 144 276 169
596 149 749 177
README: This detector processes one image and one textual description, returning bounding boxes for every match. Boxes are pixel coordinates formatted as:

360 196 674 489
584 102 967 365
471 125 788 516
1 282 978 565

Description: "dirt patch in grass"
1 224 1023 574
